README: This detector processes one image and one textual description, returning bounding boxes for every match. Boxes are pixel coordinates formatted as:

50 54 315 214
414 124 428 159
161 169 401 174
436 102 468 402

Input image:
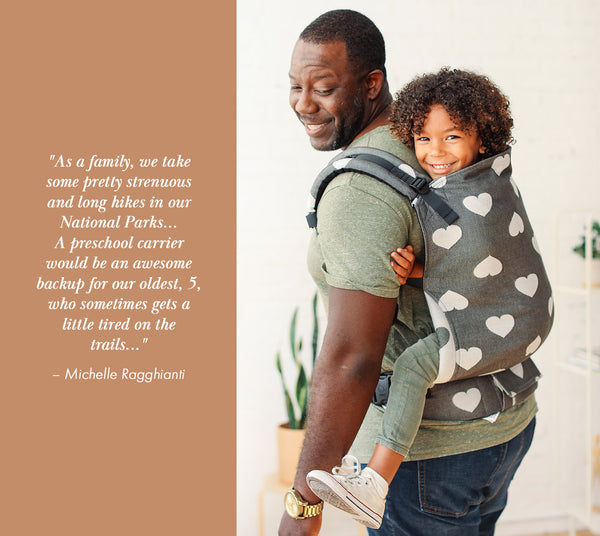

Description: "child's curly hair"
390 67 514 157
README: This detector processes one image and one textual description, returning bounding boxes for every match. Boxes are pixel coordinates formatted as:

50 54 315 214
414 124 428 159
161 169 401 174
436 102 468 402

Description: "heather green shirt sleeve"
313 125 424 299
315 173 421 298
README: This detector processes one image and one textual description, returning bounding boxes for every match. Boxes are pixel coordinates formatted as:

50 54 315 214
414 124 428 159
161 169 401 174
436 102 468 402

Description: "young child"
306 67 520 529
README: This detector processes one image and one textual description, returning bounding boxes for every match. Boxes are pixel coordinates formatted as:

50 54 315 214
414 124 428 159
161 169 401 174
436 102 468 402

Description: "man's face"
289 40 367 151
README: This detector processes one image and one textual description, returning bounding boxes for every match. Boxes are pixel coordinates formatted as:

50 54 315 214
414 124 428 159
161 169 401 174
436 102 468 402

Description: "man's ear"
364 69 385 100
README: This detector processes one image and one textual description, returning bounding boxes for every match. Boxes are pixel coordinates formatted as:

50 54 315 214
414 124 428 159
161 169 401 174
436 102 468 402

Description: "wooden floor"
532 532 596 535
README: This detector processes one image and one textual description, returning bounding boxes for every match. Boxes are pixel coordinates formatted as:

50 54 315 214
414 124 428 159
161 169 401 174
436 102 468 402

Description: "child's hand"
391 245 423 285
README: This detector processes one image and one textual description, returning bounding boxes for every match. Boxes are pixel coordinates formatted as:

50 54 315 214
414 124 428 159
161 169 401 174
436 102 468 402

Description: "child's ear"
479 145 486 154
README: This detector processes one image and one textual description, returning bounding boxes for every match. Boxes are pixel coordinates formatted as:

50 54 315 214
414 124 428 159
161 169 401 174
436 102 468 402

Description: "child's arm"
390 245 424 285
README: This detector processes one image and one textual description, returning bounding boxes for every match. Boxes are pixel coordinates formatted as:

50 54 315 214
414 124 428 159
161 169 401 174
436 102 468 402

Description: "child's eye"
415 136 429 142
446 134 461 140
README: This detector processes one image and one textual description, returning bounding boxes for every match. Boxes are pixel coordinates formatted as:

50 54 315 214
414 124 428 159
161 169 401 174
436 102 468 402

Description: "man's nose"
292 90 318 115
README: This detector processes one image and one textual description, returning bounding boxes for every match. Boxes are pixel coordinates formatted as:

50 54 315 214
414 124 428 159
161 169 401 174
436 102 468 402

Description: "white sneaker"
306 455 388 529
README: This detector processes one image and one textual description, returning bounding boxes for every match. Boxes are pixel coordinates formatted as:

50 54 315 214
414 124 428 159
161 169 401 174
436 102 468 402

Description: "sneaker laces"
332 455 387 497
332 455 372 487
332 455 361 477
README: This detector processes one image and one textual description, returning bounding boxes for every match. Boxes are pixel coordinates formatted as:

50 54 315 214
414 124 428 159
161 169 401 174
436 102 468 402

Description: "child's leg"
305 333 440 529
370 332 440 483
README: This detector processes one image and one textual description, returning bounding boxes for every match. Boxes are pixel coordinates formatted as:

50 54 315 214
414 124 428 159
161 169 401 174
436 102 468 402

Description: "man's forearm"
292 350 382 501
291 287 397 503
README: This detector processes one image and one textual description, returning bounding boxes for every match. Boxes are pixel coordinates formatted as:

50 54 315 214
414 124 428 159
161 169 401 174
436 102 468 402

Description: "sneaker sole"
306 471 382 529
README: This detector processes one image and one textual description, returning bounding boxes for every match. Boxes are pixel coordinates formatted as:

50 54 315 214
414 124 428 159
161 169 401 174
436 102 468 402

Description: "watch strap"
301 500 323 518
286 488 323 519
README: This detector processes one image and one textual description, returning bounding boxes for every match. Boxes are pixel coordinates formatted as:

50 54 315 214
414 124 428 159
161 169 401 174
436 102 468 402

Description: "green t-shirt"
306 125 537 462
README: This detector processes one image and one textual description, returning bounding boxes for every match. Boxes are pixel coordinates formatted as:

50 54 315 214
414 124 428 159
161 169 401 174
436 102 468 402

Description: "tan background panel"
2 2 235 535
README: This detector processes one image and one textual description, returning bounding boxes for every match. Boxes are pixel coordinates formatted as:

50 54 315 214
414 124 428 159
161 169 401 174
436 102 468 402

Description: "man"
279 10 536 536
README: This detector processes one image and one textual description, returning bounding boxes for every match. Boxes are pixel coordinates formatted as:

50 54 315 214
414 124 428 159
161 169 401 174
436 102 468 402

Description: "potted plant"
572 219 600 287
275 292 319 485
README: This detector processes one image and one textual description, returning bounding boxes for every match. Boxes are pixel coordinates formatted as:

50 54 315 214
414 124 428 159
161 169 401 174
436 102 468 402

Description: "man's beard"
321 90 367 151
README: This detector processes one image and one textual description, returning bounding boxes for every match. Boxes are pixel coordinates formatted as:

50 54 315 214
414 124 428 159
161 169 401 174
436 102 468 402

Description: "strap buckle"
406 174 430 194
372 371 393 406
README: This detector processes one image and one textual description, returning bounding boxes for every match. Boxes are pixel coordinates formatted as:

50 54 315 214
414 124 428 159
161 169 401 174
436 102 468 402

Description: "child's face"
414 104 484 179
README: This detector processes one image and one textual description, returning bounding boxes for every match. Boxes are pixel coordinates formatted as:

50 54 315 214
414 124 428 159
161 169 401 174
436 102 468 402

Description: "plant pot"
277 423 305 486
582 258 600 287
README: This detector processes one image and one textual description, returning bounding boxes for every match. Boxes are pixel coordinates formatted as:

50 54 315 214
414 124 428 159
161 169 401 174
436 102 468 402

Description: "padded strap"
373 358 541 421
307 147 458 228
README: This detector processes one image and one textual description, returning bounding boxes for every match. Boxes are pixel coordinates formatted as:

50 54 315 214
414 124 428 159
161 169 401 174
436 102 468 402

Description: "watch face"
285 491 300 517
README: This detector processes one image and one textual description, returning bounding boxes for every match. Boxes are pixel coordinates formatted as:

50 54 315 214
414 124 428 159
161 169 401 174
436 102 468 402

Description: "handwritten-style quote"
38 153 199 358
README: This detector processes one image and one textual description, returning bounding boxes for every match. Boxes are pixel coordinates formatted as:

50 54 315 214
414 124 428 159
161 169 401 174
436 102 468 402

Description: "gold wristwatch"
284 488 323 519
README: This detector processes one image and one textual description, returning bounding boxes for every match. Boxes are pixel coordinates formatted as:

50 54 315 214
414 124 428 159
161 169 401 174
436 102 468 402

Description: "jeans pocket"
416 445 506 518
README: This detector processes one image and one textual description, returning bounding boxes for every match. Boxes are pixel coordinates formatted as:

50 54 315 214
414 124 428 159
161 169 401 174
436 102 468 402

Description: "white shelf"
553 210 600 533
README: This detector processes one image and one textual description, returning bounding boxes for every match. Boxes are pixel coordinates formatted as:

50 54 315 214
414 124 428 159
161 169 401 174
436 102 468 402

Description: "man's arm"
278 286 397 535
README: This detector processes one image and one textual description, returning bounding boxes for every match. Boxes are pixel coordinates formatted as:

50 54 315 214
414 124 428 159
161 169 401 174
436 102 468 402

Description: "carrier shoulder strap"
306 147 458 228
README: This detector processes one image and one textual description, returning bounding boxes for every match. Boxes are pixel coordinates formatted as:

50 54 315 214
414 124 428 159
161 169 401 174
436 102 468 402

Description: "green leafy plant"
572 220 600 259
275 293 319 430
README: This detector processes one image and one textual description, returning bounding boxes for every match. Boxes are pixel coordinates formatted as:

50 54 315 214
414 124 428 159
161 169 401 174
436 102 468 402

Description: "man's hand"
278 512 322 536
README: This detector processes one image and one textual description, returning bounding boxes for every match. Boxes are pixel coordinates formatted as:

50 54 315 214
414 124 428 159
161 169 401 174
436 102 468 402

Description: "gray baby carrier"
306 147 554 420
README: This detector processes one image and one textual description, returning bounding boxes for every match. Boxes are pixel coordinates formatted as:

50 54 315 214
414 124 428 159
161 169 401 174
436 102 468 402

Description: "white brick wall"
237 1 600 534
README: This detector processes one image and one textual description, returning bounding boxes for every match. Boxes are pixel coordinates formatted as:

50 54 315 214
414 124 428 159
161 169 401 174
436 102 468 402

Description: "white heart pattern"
548 296 554 316
457 347 483 370
432 225 462 249
439 290 469 312
532 236 540 254
509 212 525 236
452 388 482 413
398 163 416 178
526 336 541 356
486 314 515 337
492 154 510 176
430 176 447 189
510 363 524 378
515 274 539 297
510 177 520 197
463 193 492 216
473 256 503 278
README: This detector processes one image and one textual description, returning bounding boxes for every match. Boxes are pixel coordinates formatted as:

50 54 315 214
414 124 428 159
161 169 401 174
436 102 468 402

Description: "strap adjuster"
406 175 429 194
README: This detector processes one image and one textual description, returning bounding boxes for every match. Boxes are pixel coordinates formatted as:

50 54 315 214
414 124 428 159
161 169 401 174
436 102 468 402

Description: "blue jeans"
367 417 536 536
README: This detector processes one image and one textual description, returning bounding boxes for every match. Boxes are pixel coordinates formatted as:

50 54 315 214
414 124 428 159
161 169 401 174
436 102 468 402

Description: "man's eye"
315 89 334 96
290 86 301 91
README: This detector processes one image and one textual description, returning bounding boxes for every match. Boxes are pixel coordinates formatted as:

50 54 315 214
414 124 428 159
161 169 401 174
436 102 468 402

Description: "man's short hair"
299 9 386 78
